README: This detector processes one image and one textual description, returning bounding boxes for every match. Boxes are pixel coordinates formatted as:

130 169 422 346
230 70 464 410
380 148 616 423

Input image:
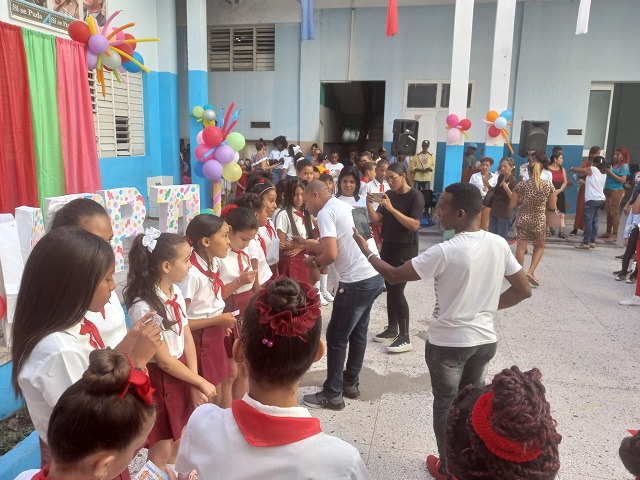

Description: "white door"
583 83 614 158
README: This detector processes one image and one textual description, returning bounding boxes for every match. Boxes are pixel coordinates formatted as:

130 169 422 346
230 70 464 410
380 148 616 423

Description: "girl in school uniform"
180 214 237 407
175 278 370 479
11 228 161 478
249 178 280 276
219 207 259 407
124 229 217 472
15 349 157 480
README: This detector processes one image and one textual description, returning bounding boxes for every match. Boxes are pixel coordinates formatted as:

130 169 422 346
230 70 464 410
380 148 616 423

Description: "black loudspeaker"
518 120 549 157
391 119 419 156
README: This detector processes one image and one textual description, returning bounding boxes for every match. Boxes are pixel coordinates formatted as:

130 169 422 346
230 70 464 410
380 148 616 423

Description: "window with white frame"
208 25 275 72
89 70 145 157
405 81 474 110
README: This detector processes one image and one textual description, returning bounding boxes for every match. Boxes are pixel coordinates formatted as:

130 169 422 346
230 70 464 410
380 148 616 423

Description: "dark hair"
275 178 288 208
277 179 313 238
312 166 320 173
620 431 640 476
11 228 114 394
446 366 561 479
48 349 155 466
246 171 274 193
255 138 266 151
480 157 494 166
550 153 562 165
588 146 601 158
123 233 188 330
296 158 313 172
223 206 259 232
241 278 322 386
235 192 266 214
185 213 225 268
533 151 550 170
336 167 361 201
551 146 563 155
361 161 375 173
317 153 328 164
592 155 608 174
273 135 288 148
311 143 319 150
444 182 483 218
387 162 407 177
50 198 108 231
319 173 333 184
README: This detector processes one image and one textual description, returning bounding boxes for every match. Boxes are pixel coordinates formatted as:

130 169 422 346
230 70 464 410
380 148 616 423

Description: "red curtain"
0 22 39 213
56 37 102 194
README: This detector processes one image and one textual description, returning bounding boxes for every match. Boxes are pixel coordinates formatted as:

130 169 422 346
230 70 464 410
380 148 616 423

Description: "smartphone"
352 208 372 239
144 314 163 327
370 192 386 203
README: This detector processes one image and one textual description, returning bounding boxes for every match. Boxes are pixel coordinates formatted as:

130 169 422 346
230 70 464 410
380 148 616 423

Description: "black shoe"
303 391 345 410
570 229 578 236
627 274 637 284
616 273 628 281
386 335 413 353
613 270 623 275
373 326 399 343
343 382 361 400
615 254 624 260
382 285 387 293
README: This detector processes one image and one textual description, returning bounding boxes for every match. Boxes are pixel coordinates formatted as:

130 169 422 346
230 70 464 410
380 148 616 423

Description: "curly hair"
446 366 562 480
620 431 640 476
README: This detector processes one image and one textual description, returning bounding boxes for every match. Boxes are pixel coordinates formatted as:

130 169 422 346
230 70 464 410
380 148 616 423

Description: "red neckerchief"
190 251 224 299
100 307 105 319
379 183 384 193
31 466 49 479
257 233 267 256
231 399 322 447
264 219 276 239
233 249 250 272
165 294 185 336
79 318 105 349
293 210 305 219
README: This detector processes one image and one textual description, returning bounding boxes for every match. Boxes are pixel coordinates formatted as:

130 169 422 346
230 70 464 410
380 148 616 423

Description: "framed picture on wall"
48 0 80 20
82 0 107 27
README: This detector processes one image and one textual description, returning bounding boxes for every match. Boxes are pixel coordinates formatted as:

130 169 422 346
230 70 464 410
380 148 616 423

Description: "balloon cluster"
483 109 514 154
192 102 246 183
445 114 472 144
191 104 220 128
67 10 159 98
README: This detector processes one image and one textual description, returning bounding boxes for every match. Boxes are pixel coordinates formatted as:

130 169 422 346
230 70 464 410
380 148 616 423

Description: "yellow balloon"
202 119 217 127
222 161 242 182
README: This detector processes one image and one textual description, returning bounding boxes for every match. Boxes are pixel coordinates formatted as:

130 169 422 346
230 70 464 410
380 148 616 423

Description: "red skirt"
277 251 310 284
146 355 194 446
223 290 255 358
192 326 230 386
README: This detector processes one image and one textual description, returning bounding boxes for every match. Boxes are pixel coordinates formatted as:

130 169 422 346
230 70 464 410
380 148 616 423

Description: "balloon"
203 104 214 111
68 20 91 44
194 144 212 162
446 114 459 128
214 145 236 165
202 126 223 147
121 52 143 73
488 125 502 138
222 162 242 182
500 110 513 121
193 160 204 178
116 43 134 63
486 110 499 122
494 117 508 130
192 106 204 118
225 132 246 151
202 208 215 215
88 34 109 54
196 131 204 144
203 109 216 121
124 33 137 51
458 119 472 131
102 51 122 70
202 119 215 128
233 151 240 162
446 128 461 143
86 50 98 70
203 160 223 181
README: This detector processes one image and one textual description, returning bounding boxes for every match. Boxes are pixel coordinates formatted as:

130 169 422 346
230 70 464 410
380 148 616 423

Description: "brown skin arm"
498 269 532 309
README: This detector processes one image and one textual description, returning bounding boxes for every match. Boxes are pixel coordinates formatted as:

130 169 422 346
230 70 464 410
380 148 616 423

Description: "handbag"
482 188 496 208
546 209 563 228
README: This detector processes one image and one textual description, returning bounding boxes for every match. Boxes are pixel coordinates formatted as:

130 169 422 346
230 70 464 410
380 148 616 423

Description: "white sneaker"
619 295 640 306
320 289 334 302
320 295 329 306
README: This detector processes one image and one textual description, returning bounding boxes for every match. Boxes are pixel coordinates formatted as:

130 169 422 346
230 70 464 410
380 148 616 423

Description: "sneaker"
570 229 578 236
343 382 361 400
575 243 590 250
387 335 413 353
320 289 334 303
626 274 637 284
616 273 628 281
613 270 623 275
303 391 345 410
589 243 597 249
320 295 329 306
426 455 454 480
619 295 640 306
373 327 399 343
615 254 624 260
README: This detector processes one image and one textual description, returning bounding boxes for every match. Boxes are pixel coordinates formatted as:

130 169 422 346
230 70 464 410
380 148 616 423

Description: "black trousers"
622 225 639 274
380 241 419 336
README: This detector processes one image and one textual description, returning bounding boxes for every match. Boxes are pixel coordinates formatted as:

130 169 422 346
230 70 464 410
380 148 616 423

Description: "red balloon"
116 43 134 63
488 125 502 138
124 33 137 51
458 119 472 131
202 126 224 147
68 20 91 44
194 144 211 162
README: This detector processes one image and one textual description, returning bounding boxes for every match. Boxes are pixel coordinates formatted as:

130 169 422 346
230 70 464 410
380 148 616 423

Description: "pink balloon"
196 131 204 145
446 114 459 128
214 145 235 165
202 160 223 180
194 144 211 162
446 128 462 144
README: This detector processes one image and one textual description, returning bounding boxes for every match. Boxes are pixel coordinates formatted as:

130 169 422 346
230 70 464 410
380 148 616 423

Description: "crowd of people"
9 135 639 480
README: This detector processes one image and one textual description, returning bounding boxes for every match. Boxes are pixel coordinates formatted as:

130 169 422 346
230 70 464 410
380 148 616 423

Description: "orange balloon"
486 110 499 122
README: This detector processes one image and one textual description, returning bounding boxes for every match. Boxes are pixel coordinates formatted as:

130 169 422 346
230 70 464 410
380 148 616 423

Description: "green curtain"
22 28 64 208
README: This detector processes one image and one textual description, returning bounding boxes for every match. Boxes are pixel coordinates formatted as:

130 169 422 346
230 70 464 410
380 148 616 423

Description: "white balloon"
203 109 217 121
102 52 122 70
233 151 240 162
494 117 508 130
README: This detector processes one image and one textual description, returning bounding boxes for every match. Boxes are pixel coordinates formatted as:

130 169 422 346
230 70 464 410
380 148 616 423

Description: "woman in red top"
549 153 568 238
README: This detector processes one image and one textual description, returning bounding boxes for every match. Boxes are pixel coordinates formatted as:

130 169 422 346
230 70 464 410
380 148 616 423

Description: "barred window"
208 25 275 72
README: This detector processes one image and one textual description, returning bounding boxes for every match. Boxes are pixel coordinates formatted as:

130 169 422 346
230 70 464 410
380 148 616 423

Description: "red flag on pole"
386 0 398 37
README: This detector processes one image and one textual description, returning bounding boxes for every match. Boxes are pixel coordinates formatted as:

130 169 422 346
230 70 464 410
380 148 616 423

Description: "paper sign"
14 206 45 263
0 215 25 331
150 184 200 234
134 461 169 480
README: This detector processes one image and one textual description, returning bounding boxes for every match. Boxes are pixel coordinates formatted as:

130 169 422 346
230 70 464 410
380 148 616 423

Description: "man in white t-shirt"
294 180 384 411
352 182 531 480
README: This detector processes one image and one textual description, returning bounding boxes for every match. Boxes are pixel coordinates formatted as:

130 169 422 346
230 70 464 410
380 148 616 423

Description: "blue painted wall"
0 361 23 421
0 431 40 479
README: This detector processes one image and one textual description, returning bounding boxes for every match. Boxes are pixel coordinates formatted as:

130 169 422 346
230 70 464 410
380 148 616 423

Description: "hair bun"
265 277 307 315
620 433 640 475
81 349 131 396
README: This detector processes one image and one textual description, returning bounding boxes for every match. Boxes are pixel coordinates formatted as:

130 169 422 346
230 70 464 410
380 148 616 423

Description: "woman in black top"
366 162 424 353
489 157 517 240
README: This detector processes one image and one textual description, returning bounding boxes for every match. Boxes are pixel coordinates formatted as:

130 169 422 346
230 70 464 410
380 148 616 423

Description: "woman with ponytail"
510 159 556 287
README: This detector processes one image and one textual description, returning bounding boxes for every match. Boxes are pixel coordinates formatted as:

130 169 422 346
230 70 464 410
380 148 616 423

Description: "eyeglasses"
386 175 400 183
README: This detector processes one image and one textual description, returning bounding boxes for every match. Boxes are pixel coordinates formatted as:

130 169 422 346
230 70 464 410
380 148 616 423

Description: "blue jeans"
323 274 384 397
272 168 284 184
425 341 497 468
583 199 605 244
489 215 511 240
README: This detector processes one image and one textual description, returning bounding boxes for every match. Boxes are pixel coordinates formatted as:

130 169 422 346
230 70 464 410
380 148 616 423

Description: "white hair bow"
142 227 161 253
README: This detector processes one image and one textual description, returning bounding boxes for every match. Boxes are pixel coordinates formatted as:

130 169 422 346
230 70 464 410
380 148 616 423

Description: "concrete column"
485 0 517 163
442 0 474 188
187 0 211 207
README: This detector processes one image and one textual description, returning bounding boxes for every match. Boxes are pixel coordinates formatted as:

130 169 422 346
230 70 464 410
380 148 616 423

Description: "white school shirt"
336 195 379 255
585 166 607 202
259 219 279 266
275 209 309 239
317 197 378 284
219 247 255 294
520 167 552 183
15 470 40 479
469 172 498 198
84 290 128 348
248 234 273 286
128 286 188 359
326 162 344 181
268 149 288 166
411 230 521 348
282 156 298 177
178 253 226 321
18 322 96 441
175 395 370 480
359 177 390 210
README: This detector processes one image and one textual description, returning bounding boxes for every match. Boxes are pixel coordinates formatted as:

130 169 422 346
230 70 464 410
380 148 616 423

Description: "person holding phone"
365 162 424 353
